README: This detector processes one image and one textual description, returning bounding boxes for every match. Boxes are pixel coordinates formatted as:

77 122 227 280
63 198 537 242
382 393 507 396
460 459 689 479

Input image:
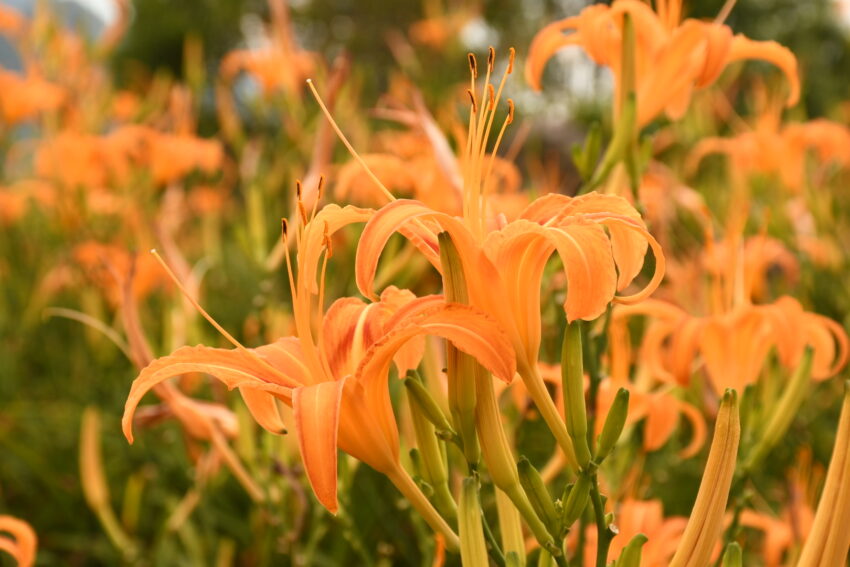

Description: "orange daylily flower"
123 205 514 548
0 69 64 124
689 110 850 193
321 48 664 465
526 0 799 127
0 516 37 567
219 0 315 97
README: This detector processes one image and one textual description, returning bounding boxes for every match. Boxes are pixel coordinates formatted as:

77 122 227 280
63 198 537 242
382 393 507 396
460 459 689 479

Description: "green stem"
589 476 613 567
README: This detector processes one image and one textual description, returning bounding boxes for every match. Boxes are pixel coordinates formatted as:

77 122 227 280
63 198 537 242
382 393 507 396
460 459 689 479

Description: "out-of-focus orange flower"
0 70 64 124
0 5 24 35
611 294 848 395
576 499 687 567
73 241 171 304
408 0 479 49
220 0 315 97
148 133 223 185
689 113 850 192
0 516 37 567
527 0 799 127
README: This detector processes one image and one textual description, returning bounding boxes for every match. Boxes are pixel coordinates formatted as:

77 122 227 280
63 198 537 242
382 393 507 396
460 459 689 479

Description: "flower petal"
292 379 346 514
727 35 800 107
123 344 297 443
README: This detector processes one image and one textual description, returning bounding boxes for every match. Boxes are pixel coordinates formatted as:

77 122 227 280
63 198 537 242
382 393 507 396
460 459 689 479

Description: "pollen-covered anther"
506 99 515 125
281 218 289 238
487 46 495 72
468 53 477 79
317 175 325 200
467 89 477 113
507 47 515 74
295 179 303 199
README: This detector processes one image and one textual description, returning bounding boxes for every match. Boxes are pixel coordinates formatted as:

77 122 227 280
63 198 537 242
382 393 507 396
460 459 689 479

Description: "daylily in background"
526 0 799 127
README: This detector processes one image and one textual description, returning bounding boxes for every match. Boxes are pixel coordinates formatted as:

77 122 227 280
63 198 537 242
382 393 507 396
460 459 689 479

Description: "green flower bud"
720 543 742 567
614 533 647 567
562 322 592 469
596 387 629 463
561 474 591 528
518 457 559 538
459 477 488 567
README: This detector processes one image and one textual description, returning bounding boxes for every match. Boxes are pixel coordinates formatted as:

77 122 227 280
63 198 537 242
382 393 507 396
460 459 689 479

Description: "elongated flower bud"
405 371 455 436
596 387 629 463
562 322 592 469
614 534 647 567
407 392 457 522
518 457 560 538
719 543 742 567
669 390 740 567
459 477 489 567
439 231 480 465
561 474 591 528
797 381 850 567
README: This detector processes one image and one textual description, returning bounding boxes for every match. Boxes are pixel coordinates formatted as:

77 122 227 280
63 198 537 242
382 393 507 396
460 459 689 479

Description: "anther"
281 218 289 237
298 201 308 225
507 99 515 124
295 179 302 199
507 47 515 74
468 53 477 78
467 89 477 113
488 84 495 110
317 175 325 200
487 46 495 72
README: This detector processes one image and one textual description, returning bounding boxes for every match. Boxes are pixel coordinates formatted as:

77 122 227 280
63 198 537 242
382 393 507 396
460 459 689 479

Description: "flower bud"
596 387 629 463
670 389 740 567
459 477 489 567
405 371 455 436
561 474 591 528
562 322 592 469
614 534 647 567
720 543 742 567
518 457 559 538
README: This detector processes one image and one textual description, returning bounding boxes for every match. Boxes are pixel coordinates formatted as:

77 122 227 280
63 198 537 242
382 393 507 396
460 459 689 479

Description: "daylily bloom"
341 49 664 465
123 205 516 548
0 69 64 125
526 0 799 127
219 0 316 97
577 499 687 567
688 106 850 193
0 516 36 567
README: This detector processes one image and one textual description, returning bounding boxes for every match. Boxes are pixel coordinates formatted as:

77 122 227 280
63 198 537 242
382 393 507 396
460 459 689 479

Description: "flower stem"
387 466 460 552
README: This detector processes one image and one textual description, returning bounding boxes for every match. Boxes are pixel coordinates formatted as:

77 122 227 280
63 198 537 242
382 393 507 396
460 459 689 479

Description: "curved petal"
293 379 346 514
355 199 443 300
238 387 288 434
525 16 584 91
357 303 516 385
123 344 297 443
727 35 800 107
676 399 708 458
0 516 36 567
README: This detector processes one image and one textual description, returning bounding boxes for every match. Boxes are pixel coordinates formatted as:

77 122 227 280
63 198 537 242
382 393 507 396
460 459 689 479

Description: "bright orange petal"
123 345 297 443
0 516 36 567
293 380 346 514
238 387 288 434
